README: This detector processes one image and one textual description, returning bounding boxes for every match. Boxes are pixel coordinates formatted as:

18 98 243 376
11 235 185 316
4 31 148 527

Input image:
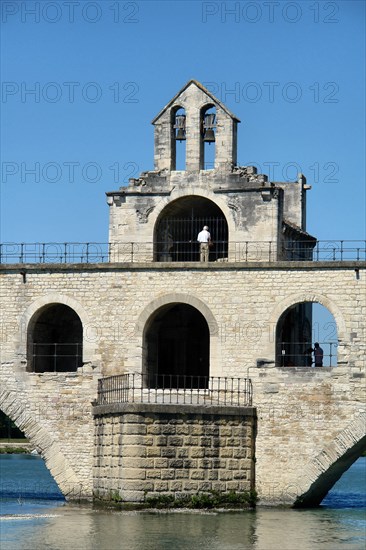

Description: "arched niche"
27 303 83 373
143 302 210 388
154 195 228 262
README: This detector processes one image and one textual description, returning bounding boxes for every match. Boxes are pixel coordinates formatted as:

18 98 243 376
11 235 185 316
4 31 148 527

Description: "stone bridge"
0 328 364 506
1 260 365 505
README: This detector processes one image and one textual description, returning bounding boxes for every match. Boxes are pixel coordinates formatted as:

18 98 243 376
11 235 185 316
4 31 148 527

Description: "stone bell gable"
106 80 314 261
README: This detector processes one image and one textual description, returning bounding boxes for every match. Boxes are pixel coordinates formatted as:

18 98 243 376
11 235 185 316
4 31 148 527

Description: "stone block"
154 481 169 492
190 470 205 480
146 447 161 457
161 448 176 458
232 448 247 459
122 445 145 458
154 458 169 468
190 448 205 458
147 425 162 435
219 471 233 481
146 470 161 479
122 468 146 480
227 459 240 470
226 481 240 491
177 448 189 458
161 425 176 435
168 459 184 468
233 471 247 480
183 481 198 491
161 470 175 480
167 436 183 446
155 436 168 446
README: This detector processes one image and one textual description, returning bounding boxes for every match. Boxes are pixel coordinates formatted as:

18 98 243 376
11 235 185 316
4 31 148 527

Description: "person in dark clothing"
314 342 324 367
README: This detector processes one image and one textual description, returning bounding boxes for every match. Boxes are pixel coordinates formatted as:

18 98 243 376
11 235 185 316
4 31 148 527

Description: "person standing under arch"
314 342 324 367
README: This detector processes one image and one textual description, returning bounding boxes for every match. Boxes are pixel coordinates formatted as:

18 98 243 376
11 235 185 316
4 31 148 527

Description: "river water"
0 455 365 550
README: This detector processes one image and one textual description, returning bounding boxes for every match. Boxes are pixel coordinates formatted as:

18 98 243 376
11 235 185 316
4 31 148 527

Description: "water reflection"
1 457 365 550
2 505 365 550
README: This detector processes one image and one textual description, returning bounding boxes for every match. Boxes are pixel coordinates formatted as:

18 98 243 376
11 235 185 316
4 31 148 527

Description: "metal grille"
32 343 82 372
157 216 228 262
277 341 338 367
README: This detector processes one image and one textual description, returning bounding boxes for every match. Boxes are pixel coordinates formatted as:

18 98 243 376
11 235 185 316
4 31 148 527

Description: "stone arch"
0 383 86 498
269 292 347 340
267 292 347 366
150 188 236 244
135 293 220 378
17 293 98 367
153 193 230 262
294 411 366 507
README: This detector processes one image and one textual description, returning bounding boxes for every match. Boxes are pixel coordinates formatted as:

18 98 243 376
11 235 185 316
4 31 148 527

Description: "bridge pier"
93 403 256 503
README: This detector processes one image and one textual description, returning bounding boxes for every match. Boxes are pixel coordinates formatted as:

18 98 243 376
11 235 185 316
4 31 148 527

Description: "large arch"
0 383 86 498
154 195 228 262
144 303 210 387
294 412 366 507
135 293 221 378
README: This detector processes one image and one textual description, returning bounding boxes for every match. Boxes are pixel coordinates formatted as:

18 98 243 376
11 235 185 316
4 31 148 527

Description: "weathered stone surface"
93 408 255 502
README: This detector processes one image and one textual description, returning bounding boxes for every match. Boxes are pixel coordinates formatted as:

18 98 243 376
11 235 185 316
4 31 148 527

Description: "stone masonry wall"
93 404 256 502
0 261 365 502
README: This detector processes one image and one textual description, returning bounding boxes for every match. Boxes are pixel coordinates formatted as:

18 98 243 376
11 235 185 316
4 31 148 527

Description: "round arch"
18 294 98 367
153 194 229 262
269 292 346 367
294 412 366 507
269 292 347 340
135 293 220 379
149 188 236 245
28 304 83 373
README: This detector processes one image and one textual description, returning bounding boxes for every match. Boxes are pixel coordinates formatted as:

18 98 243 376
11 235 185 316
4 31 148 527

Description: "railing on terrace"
277 341 338 367
96 374 253 407
0 241 365 264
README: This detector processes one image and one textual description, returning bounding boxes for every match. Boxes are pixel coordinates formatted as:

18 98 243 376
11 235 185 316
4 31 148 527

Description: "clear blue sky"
1 0 365 244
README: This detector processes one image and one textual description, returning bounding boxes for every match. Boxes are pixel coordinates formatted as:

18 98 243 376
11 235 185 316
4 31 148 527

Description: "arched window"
28 304 83 372
171 106 186 171
155 195 228 262
200 105 216 170
276 302 338 367
143 303 209 388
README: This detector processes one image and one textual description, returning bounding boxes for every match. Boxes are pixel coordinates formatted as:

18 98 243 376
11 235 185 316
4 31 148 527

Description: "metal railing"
277 341 338 367
96 373 253 407
0 240 365 264
32 342 82 372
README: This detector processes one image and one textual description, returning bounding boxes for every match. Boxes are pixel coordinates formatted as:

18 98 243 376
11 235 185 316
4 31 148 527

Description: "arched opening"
28 304 83 372
0 410 27 441
276 302 338 367
200 104 216 170
171 106 186 171
155 195 228 262
144 303 209 388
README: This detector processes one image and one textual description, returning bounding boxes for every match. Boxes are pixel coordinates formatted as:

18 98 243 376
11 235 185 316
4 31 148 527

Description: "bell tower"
152 80 239 172
106 79 313 263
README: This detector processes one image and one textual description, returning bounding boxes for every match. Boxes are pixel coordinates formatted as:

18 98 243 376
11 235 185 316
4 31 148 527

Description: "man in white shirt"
197 225 211 262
